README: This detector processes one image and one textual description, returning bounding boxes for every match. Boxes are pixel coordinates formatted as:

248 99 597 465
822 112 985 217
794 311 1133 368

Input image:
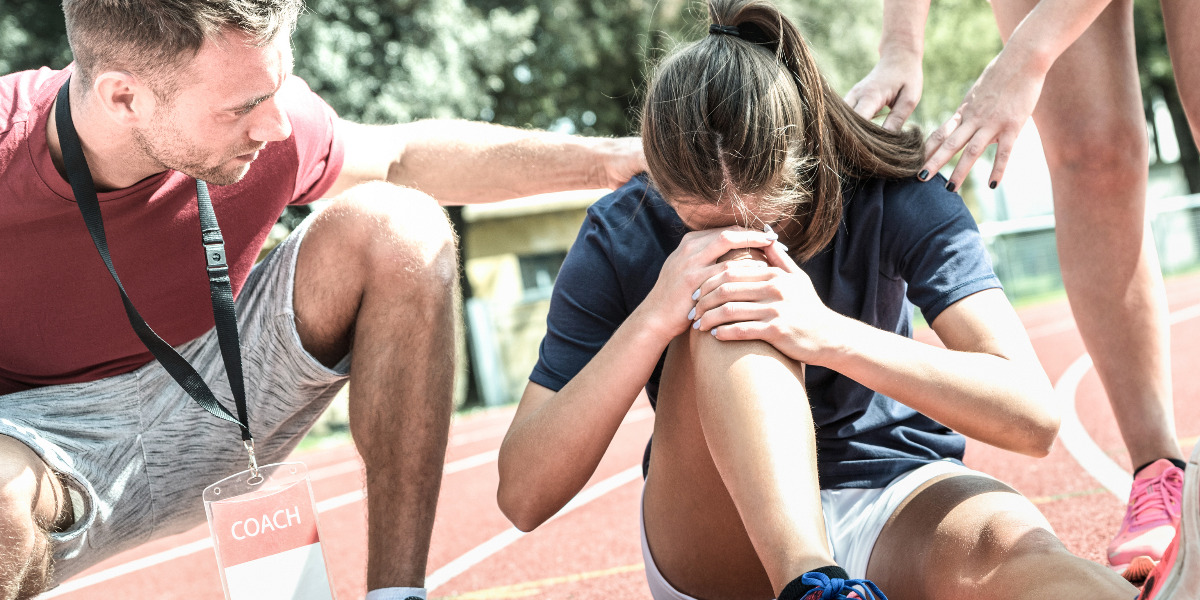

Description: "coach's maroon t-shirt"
0 66 345 396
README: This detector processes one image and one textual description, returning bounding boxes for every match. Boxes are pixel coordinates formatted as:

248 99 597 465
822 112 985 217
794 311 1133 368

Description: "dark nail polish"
989 180 998 189
918 169 929 181
945 181 956 193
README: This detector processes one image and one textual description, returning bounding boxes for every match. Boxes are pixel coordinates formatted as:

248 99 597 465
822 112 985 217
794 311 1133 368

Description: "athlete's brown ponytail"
641 0 924 260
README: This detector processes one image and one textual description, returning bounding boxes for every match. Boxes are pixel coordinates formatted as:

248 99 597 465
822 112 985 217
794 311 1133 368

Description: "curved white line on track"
1053 300 1200 501
1055 353 1132 500
426 465 643 592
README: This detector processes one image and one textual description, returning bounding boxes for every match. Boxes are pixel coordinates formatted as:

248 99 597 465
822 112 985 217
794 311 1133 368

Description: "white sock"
365 587 427 600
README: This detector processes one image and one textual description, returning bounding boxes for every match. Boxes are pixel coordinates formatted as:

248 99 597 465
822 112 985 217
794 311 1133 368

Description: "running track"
40 273 1200 599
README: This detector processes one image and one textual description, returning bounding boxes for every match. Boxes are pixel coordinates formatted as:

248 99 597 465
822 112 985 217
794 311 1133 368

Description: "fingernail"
692 288 701 301
710 327 719 337
688 307 696 320
989 180 997 189
764 223 778 241
945 181 956 193
777 241 789 252
918 169 929 181
692 319 701 330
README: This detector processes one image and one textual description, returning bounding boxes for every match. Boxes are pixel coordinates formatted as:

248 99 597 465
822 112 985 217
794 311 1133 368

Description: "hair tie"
709 24 741 37
709 22 770 46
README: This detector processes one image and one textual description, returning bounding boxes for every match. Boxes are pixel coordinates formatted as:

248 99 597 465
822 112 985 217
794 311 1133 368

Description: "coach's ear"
91 70 157 128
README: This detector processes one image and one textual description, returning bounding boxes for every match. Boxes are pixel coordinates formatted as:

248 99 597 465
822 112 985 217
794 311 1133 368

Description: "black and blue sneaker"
778 566 887 600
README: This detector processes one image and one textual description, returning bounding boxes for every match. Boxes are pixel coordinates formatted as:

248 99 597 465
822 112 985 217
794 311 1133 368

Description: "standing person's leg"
292 181 458 591
1142 9 1200 591
643 328 834 599
991 0 1184 566
1161 0 1200 147
866 473 1138 600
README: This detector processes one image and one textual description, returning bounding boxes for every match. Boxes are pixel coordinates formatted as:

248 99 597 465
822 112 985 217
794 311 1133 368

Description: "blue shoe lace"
799 571 888 600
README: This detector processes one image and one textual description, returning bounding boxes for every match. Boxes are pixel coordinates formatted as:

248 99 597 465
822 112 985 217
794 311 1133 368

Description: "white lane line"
446 450 500 475
451 425 513 447
426 465 643 592
450 404 652 447
1169 302 1200 326
41 448 504 598
307 459 363 481
424 406 651 590
624 406 655 424
1053 300 1200 501
1055 354 1132 501
40 539 216 598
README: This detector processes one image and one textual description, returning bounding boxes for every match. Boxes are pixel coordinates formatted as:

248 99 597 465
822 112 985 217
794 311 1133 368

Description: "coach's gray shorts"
1 216 350 582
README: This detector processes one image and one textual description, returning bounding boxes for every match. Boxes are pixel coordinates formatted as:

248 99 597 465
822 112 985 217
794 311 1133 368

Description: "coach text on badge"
205 463 336 600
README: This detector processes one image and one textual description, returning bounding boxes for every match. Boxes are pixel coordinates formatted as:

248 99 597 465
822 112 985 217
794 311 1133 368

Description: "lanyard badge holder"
204 463 334 600
55 80 336 599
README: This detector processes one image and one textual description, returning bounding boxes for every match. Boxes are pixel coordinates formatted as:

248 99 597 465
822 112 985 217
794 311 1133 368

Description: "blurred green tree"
292 0 538 124
0 0 71 74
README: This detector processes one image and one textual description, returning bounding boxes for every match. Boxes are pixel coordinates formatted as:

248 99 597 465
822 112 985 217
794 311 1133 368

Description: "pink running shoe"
1138 445 1199 599
1109 459 1184 571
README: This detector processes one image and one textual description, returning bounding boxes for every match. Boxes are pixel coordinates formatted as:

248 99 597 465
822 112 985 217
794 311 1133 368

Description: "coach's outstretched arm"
328 119 646 202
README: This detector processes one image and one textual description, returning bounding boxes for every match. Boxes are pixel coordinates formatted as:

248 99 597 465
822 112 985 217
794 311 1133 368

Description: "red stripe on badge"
209 479 322 568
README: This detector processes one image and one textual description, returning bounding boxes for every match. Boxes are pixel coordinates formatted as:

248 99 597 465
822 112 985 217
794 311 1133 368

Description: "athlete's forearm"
815 315 1058 457
497 305 673 531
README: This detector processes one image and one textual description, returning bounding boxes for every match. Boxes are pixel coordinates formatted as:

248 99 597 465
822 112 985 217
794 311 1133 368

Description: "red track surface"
41 273 1200 600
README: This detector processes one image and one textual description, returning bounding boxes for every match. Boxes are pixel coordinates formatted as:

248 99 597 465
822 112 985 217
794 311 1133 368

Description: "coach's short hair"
63 0 304 98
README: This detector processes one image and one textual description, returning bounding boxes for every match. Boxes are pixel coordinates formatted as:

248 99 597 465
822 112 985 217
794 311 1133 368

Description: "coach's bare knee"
323 181 457 286
0 437 62 599
296 182 458 364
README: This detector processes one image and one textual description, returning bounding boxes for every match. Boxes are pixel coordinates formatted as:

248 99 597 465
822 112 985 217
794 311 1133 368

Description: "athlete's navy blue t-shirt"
530 173 1002 489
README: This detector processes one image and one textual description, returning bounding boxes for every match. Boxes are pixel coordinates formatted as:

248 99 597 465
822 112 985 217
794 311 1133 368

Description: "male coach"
0 1 644 598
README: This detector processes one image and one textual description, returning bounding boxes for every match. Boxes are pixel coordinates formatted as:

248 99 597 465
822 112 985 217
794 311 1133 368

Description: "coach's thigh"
0 435 63 593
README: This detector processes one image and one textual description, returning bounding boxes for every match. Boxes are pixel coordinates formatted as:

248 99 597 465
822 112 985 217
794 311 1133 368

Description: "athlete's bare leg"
643 327 831 599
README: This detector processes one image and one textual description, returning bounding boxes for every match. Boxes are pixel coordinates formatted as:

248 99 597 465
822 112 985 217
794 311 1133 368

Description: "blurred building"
460 190 604 406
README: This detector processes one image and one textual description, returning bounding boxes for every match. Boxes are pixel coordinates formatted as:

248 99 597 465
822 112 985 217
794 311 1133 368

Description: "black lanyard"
54 79 254 451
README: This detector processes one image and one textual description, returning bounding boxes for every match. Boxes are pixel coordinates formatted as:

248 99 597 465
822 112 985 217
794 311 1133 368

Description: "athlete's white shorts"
640 459 990 600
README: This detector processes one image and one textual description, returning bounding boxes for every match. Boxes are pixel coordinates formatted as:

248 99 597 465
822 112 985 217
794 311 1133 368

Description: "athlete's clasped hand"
688 235 846 365
642 226 778 340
